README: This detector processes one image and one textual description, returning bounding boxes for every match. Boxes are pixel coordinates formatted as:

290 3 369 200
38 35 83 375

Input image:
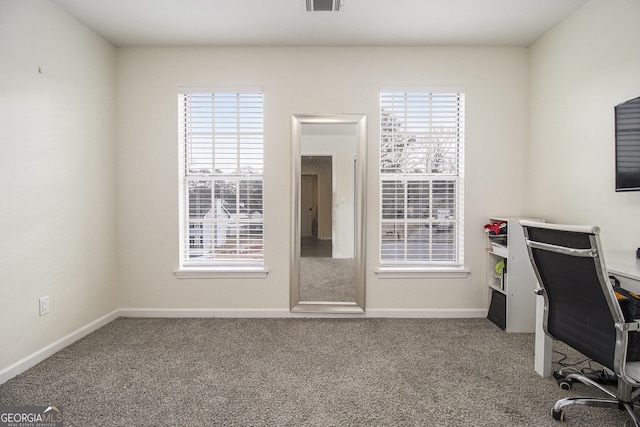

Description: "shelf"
485 217 540 333
488 283 505 294
488 250 507 257
489 245 508 257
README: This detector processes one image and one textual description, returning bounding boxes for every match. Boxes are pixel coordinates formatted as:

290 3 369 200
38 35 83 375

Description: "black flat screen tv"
615 96 640 192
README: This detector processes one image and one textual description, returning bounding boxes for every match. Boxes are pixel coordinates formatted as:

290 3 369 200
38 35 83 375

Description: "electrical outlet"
39 296 50 316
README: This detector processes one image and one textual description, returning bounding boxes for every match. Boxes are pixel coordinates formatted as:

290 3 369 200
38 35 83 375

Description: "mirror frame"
290 113 366 314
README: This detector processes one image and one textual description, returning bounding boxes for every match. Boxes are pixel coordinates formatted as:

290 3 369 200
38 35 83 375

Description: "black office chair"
520 220 640 425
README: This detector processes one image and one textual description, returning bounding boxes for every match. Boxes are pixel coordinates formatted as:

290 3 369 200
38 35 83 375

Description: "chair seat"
625 361 640 382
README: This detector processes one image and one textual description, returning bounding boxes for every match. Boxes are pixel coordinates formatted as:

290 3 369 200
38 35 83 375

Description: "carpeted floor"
299 257 355 302
0 317 633 426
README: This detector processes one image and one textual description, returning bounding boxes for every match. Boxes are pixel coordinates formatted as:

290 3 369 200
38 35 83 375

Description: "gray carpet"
299 257 355 302
0 317 633 426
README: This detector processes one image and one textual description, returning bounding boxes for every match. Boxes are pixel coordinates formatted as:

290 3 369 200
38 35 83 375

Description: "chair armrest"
615 321 640 332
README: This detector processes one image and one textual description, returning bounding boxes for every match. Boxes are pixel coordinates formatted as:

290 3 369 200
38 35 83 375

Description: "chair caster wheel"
556 375 572 390
552 408 565 421
558 379 572 390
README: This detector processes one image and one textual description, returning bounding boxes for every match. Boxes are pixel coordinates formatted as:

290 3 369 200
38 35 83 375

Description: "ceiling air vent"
306 0 341 12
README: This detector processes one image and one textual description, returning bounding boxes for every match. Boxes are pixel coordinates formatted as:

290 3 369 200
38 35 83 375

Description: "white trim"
178 86 262 94
174 267 269 279
374 267 470 279
0 309 119 385
118 308 289 318
380 86 465 94
120 307 485 319
122 308 355 318
365 308 486 318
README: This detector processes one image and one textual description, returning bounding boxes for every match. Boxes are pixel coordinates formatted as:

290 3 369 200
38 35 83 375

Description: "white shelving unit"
486 217 543 333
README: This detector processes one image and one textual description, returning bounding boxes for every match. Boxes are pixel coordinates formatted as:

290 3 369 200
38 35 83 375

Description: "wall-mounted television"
615 96 640 192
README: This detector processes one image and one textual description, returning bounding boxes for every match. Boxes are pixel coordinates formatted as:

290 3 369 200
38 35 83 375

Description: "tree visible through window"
179 90 264 266
380 90 464 266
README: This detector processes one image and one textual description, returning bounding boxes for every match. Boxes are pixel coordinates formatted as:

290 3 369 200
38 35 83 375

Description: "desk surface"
606 250 640 281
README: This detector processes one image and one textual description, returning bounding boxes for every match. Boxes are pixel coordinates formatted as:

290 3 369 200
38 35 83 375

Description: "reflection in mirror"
300 135 355 302
290 114 366 313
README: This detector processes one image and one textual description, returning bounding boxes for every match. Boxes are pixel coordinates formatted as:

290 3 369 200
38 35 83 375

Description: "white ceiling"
52 0 589 48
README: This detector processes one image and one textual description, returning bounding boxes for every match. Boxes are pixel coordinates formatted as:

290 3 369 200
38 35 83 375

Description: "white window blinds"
380 90 464 266
179 90 264 266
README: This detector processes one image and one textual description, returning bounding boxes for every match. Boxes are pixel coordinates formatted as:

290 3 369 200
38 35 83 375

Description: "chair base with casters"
553 368 617 391
519 220 640 426
551 368 640 425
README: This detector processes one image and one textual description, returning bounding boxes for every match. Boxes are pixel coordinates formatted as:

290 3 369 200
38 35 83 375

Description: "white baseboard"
365 308 487 318
119 307 487 319
0 309 119 385
118 308 291 318
0 307 487 385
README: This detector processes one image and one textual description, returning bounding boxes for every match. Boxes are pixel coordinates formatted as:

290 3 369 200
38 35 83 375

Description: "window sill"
374 266 470 279
174 267 269 279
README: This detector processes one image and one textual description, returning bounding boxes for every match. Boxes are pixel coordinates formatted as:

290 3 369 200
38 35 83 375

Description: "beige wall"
528 0 640 251
9 0 637 380
116 46 530 311
0 1 117 371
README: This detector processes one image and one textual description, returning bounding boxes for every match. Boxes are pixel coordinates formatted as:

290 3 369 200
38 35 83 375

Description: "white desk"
534 250 640 377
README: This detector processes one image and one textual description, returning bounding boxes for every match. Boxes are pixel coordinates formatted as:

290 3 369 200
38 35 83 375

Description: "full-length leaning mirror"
290 113 366 313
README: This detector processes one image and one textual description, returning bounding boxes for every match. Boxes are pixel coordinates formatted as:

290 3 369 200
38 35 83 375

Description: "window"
178 88 264 269
380 90 464 268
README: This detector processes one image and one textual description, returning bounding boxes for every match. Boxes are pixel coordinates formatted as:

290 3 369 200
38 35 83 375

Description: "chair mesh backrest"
525 226 617 369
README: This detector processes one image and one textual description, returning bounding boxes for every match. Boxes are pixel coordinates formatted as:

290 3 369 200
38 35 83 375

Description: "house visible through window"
380 90 464 267
179 89 264 267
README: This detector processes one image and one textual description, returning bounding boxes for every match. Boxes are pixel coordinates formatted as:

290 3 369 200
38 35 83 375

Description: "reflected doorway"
300 174 319 239
301 157 332 257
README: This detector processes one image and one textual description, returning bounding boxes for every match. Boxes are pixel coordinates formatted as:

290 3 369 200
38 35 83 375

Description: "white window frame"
376 88 468 278
175 87 268 278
